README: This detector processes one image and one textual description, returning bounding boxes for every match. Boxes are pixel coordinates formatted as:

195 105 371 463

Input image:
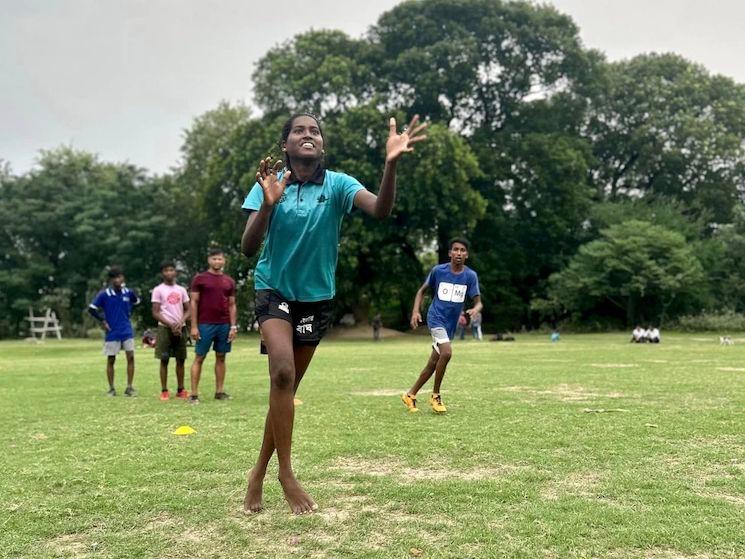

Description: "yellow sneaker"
429 393 447 413
401 392 420 413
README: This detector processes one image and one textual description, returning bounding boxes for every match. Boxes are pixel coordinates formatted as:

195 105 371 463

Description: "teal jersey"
242 167 365 302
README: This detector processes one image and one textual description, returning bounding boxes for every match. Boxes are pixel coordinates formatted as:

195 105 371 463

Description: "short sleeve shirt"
425 264 480 339
190 272 236 324
151 283 189 326
242 168 365 302
90 286 140 341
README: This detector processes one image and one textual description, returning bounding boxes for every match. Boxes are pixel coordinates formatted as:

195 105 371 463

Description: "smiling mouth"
300 142 315 149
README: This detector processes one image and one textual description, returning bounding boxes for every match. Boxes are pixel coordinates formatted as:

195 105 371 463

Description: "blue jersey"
425 264 480 339
89 286 140 341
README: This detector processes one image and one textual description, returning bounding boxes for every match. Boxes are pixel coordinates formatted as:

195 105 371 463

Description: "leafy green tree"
0 148 185 336
539 220 705 326
586 53 745 224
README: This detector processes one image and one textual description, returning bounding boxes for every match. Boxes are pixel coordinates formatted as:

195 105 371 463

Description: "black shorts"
255 290 333 346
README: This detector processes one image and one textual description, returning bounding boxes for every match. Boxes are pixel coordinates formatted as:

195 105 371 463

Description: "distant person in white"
647 326 660 344
631 325 645 343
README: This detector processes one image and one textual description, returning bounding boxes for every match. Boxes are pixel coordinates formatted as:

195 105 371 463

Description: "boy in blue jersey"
88 267 141 396
240 112 427 515
402 239 482 413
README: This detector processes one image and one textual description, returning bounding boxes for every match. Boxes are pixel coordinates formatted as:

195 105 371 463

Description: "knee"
107 356 116 365
270 361 295 391
215 353 226 362
126 354 134 363
160 356 170 364
193 355 206 365
438 347 452 362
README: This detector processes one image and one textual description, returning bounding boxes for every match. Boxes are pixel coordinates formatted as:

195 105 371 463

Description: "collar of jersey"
286 164 325 185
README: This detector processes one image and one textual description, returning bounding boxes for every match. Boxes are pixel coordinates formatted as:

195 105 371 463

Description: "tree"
539 220 705 327
586 53 745 225
0 148 184 336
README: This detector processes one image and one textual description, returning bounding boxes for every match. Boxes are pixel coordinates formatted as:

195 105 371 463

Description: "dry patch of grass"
540 471 603 501
331 456 519 483
45 533 93 558
351 389 403 397
500 384 626 402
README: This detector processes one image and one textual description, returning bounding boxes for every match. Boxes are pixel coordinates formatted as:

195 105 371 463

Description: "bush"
673 310 745 332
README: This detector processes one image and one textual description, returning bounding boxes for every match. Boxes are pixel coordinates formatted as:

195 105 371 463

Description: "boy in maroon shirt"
188 247 237 404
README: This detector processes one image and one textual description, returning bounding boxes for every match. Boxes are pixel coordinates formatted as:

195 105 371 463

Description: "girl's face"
284 115 324 162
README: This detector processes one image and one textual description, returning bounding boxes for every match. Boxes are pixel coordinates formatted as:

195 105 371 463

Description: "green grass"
1 333 743 559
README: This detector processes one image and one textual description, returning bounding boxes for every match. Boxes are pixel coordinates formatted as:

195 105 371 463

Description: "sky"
2 0 744 176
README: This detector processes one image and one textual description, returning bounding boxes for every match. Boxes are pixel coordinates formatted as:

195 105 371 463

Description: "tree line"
2 0 745 337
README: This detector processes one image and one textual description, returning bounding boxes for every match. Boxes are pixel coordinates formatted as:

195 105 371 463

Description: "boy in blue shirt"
88 267 140 396
403 239 482 413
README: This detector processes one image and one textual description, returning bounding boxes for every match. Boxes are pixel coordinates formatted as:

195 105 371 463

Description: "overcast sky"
2 0 744 176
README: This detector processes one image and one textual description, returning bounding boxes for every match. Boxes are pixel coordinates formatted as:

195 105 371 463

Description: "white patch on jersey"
438 282 467 303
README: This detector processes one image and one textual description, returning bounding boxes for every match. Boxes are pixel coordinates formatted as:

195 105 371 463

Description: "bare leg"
106 356 115 388
190 354 206 396
408 348 440 396
159 359 169 391
244 344 316 513
125 351 135 388
175 359 185 391
214 353 226 394
244 319 317 514
432 343 452 394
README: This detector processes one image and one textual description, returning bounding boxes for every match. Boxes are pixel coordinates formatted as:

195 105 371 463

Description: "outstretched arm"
241 157 293 257
354 115 427 219
410 283 430 330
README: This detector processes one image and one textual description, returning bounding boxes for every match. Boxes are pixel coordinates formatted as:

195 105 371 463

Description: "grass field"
1 333 743 559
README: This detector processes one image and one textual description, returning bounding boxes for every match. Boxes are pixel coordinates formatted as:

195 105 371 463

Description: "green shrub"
673 310 745 332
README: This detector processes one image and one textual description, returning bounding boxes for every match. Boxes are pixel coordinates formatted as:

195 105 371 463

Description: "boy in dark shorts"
240 112 427 514
151 261 191 400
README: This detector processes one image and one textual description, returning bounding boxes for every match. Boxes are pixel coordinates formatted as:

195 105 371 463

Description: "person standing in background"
189 248 237 404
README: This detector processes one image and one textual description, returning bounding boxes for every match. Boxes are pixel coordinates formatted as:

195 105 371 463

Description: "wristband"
230 325 238 331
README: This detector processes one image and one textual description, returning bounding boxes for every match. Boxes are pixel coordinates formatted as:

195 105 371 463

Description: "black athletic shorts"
255 290 333 346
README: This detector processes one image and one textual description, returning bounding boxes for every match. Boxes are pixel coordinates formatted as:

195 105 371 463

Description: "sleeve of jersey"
190 276 201 294
182 287 190 303
427 267 437 291
132 290 141 305
468 272 481 298
242 182 264 213
338 173 365 214
88 291 105 320
151 287 160 304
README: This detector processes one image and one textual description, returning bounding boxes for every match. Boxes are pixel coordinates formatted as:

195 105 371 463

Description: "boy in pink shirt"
151 261 191 400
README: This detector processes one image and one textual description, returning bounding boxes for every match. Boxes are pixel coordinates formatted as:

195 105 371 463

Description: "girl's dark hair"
160 260 175 271
280 113 325 172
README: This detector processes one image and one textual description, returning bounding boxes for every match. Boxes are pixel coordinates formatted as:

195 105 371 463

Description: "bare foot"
243 468 265 514
279 473 317 515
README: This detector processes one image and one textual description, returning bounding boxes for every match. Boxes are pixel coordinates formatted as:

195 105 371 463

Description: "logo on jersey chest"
437 282 467 303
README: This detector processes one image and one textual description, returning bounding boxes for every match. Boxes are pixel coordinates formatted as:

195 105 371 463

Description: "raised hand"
256 156 292 207
386 114 428 163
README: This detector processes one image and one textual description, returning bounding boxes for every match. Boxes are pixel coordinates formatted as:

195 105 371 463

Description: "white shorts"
103 338 135 356
429 327 450 353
